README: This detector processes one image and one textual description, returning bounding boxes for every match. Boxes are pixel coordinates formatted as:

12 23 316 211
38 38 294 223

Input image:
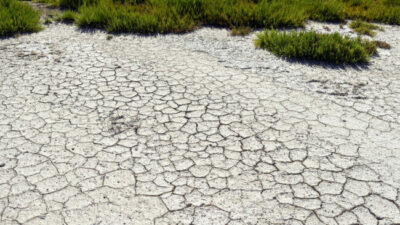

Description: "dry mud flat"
0 22 400 225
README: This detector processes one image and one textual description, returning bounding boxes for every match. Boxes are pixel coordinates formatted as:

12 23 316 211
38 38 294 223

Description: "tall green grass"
37 0 400 34
0 0 42 37
255 30 377 64
77 1 196 33
76 0 309 33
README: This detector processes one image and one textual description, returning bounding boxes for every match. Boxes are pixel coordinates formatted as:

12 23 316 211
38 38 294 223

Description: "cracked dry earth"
1 22 400 225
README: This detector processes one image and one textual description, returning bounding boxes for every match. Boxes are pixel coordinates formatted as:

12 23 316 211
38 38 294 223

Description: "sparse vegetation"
231 26 251 36
0 0 42 37
255 30 377 64
350 20 382 36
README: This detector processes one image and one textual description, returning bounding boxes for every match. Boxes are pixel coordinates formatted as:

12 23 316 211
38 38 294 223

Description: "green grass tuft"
56 10 78 23
349 20 381 36
0 0 42 37
254 30 376 64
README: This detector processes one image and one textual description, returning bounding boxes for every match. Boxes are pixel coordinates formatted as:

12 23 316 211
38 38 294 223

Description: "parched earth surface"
1 22 400 225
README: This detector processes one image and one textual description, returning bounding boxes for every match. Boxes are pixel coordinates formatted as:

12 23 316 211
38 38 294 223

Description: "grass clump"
0 0 42 37
56 10 78 23
349 20 382 36
231 26 251 36
255 30 376 64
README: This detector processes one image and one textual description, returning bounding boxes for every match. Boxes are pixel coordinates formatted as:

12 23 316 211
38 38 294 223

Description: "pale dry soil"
0 22 400 225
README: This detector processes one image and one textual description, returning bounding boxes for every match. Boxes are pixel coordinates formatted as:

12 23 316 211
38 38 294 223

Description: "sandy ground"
0 22 400 225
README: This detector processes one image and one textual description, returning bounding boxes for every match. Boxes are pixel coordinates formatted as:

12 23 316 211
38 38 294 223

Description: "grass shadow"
0 32 39 40
76 24 200 37
283 57 373 70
